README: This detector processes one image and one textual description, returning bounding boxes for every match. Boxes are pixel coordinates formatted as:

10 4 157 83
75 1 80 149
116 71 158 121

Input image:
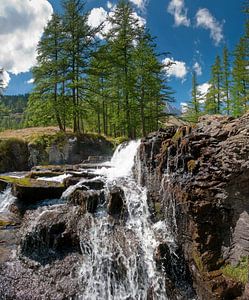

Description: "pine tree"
205 55 222 114
62 0 98 132
132 31 171 136
231 37 249 117
29 13 65 130
222 46 231 115
104 0 142 138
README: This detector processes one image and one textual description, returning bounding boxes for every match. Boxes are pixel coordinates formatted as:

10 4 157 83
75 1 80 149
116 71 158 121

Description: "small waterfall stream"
76 141 174 299
0 140 192 299
0 187 16 213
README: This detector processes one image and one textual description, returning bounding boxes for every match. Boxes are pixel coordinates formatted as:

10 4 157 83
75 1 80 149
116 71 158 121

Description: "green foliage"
222 257 248 284
26 0 173 138
231 37 249 117
0 94 28 131
202 5 248 118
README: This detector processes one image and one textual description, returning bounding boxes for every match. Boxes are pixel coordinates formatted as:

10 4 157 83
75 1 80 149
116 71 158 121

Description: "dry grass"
0 127 72 141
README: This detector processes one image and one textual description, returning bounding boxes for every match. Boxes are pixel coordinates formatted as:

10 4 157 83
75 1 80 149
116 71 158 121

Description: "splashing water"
78 141 171 299
0 187 16 213
96 140 141 179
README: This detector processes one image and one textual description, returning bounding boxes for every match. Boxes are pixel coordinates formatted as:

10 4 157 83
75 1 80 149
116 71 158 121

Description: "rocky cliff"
136 113 249 299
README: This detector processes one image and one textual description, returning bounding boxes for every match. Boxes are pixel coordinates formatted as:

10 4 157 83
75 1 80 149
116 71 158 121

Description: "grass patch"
222 257 248 284
0 176 33 186
0 176 64 187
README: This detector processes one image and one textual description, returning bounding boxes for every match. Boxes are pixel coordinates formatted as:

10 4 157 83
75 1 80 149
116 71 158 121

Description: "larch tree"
27 13 66 130
62 0 98 132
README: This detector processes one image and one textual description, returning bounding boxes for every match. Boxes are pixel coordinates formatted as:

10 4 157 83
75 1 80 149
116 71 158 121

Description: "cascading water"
77 141 174 299
0 187 16 213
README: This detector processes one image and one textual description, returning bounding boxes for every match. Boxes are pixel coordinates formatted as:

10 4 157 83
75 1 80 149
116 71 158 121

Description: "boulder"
69 189 104 214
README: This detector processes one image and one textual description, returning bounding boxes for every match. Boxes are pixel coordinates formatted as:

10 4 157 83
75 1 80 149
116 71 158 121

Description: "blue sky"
2 0 246 108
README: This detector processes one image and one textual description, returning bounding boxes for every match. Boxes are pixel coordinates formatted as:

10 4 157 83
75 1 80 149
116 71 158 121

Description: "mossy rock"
0 176 65 204
0 138 29 173
221 257 249 284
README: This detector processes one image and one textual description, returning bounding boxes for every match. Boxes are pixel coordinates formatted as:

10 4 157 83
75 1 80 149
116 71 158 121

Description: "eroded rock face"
136 113 249 299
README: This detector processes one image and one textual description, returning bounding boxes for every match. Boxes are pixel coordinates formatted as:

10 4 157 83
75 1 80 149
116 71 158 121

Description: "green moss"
187 160 196 173
107 136 129 147
193 250 204 272
172 129 183 143
0 176 64 187
154 202 163 219
0 219 14 227
0 176 33 186
222 257 248 284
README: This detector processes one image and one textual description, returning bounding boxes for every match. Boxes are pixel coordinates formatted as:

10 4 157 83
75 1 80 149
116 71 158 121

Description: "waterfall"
0 187 16 213
78 141 173 299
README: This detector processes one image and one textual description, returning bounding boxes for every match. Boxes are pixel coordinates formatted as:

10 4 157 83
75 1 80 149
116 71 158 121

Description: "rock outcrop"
136 113 249 299
0 133 113 173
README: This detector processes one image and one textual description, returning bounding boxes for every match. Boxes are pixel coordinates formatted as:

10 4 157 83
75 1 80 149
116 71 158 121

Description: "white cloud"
193 62 202 76
129 0 147 10
198 82 211 99
27 78 34 84
88 7 111 38
107 1 114 9
196 82 211 103
88 6 146 39
167 0 190 27
195 8 224 45
0 0 53 75
180 102 189 113
0 69 10 89
163 57 188 80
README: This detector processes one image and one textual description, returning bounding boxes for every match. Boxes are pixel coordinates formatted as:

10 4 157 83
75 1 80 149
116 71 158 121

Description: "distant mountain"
164 102 181 116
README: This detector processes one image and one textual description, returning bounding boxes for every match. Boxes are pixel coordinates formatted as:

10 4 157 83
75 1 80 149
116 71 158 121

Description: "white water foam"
95 140 140 179
37 173 72 183
0 187 16 213
78 141 170 299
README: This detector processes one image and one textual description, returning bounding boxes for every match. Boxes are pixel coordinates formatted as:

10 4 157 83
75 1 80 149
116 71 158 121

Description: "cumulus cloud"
88 7 111 38
180 102 189 113
167 0 190 27
0 69 10 89
198 82 211 96
193 62 202 76
163 57 188 80
27 78 34 84
195 8 224 45
129 0 148 10
107 1 114 9
0 0 53 75
88 6 146 39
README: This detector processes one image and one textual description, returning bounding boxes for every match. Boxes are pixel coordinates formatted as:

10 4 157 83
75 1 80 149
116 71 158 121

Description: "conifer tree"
205 55 222 114
62 0 98 132
222 46 231 115
28 13 65 130
231 37 249 117
104 0 142 138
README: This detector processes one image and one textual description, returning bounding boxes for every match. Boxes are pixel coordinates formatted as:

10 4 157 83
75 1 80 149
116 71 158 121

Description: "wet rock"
12 180 65 203
19 206 81 264
0 180 8 192
20 222 81 265
107 187 125 217
64 177 104 190
69 189 104 213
